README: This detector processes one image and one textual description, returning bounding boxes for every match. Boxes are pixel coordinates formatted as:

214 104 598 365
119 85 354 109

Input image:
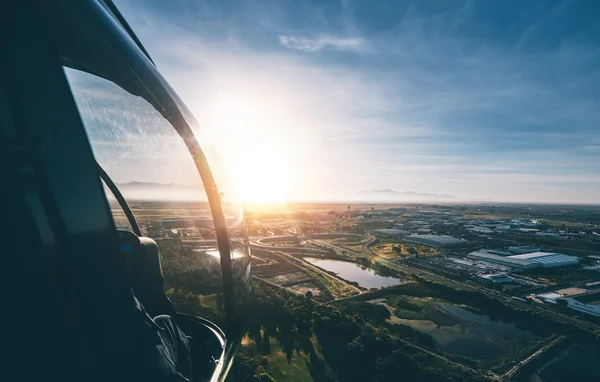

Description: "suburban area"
117 200 600 381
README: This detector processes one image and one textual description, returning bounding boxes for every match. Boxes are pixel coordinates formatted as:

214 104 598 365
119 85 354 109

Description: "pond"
303 258 405 289
390 302 539 362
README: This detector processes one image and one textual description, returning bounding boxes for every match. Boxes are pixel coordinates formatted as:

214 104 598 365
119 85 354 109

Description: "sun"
204 92 298 204
228 140 293 203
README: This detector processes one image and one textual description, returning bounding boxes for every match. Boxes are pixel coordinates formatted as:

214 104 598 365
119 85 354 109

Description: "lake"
390 302 539 361
303 258 405 289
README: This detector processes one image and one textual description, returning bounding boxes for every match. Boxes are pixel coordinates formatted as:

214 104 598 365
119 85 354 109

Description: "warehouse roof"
511 252 579 266
405 234 466 244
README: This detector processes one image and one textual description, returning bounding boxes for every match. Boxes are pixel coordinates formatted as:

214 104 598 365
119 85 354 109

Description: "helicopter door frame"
43 0 239 324
43 0 245 379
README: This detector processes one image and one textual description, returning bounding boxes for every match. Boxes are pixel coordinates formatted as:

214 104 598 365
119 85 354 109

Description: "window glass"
65 68 249 322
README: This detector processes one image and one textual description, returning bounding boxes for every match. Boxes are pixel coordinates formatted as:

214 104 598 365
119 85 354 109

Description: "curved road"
362 233 378 255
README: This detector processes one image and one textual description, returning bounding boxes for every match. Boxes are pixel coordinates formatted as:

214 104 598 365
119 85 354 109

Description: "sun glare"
205 93 298 204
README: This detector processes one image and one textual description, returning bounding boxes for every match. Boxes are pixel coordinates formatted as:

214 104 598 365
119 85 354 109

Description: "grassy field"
317 237 366 246
372 241 438 259
333 236 364 244
337 243 365 253
267 271 311 285
382 295 461 326
266 241 301 247
312 238 365 254
311 269 359 298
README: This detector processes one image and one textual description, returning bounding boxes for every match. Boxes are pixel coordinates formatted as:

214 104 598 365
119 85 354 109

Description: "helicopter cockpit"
2 1 250 381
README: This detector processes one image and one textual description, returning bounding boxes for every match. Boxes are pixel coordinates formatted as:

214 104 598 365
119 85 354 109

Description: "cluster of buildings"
535 289 600 317
468 249 579 270
371 230 468 250
252 205 600 320
404 234 467 248
373 228 410 238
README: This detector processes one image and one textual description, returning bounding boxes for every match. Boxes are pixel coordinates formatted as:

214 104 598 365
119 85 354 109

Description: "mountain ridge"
355 189 458 201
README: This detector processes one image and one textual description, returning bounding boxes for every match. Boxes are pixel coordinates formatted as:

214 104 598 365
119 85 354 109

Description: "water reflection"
303 258 404 289
391 302 539 361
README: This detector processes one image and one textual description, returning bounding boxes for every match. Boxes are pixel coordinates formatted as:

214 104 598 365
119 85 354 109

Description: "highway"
249 236 331 255
362 233 378 255
306 238 362 256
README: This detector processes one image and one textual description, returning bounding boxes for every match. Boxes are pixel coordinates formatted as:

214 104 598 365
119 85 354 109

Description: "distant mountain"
114 181 206 201
354 189 458 202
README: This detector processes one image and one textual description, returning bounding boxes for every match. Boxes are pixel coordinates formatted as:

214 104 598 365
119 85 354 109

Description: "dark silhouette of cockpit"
1 1 250 381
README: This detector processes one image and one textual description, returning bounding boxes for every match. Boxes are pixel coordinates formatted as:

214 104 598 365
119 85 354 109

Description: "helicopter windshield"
65 66 250 325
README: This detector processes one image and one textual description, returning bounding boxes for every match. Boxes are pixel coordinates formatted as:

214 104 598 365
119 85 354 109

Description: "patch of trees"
407 246 419 256
230 281 485 381
340 302 391 324
394 298 422 313
356 257 370 266
369 262 403 278
313 303 483 381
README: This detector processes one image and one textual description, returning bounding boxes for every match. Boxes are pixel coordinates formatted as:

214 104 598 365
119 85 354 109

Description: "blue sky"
113 0 600 203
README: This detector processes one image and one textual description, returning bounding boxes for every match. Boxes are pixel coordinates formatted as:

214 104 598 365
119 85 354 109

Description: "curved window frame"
47 1 247 379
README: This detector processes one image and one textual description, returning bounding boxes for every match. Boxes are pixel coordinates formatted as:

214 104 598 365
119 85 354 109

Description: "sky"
111 0 600 204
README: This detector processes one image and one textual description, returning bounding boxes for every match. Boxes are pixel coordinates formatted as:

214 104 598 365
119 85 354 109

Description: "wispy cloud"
111 0 600 203
278 35 367 52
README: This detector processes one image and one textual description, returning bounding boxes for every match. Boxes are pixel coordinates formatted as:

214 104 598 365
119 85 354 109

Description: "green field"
242 337 313 382
372 241 438 259
238 334 334 382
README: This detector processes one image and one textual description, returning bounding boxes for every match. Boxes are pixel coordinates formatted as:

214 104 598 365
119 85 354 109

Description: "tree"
305 290 313 301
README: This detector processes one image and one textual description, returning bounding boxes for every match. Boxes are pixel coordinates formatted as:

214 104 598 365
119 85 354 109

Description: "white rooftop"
374 229 408 235
405 234 466 244
538 292 562 300
510 252 579 266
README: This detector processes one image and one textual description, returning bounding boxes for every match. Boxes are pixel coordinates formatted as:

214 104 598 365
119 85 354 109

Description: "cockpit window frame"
42 0 244 379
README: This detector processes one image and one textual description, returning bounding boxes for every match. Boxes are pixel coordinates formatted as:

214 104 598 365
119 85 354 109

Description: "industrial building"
560 298 600 317
467 251 538 269
536 290 600 317
467 226 494 234
475 273 514 285
511 252 579 267
508 246 540 254
406 256 511 278
373 228 409 238
404 234 467 248
467 250 579 270
488 249 512 256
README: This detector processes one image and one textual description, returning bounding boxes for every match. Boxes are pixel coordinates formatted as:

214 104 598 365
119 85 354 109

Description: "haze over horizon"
113 181 600 205
112 0 600 204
